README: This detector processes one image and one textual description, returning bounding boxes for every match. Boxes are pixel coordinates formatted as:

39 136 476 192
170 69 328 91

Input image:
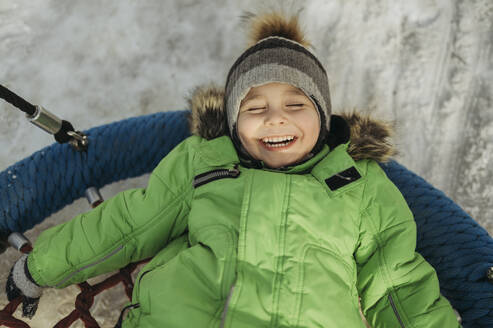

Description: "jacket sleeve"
354 161 461 328
27 136 202 288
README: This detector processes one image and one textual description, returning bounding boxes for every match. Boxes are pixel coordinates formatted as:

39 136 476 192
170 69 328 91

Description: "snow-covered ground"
0 1 491 327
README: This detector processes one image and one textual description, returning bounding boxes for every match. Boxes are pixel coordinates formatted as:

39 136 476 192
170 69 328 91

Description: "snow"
0 1 491 326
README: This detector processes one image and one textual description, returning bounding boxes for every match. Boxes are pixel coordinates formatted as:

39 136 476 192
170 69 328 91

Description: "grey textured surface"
0 1 491 326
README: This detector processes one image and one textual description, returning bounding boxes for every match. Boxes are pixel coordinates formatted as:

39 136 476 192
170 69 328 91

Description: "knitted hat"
224 12 332 163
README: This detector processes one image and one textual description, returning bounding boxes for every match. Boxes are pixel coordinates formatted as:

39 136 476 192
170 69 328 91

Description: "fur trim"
186 84 227 140
240 11 311 48
341 112 396 163
186 86 396 163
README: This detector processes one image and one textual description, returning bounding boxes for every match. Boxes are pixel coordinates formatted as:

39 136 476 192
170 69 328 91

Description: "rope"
0 84 87 148
0 298 29 328
0 109 491 327
52 260 148 328
0 85 36 116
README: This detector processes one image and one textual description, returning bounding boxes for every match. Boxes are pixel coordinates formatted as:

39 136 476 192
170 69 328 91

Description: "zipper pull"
193 164 241 188
228 164 240 177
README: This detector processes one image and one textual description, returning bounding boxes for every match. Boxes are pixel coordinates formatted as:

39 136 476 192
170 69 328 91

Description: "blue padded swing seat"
0 110 492 327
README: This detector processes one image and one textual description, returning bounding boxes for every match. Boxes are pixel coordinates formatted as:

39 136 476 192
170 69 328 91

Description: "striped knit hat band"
224 36 331 136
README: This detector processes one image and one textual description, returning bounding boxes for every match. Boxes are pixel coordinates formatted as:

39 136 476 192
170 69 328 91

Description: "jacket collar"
195 135 331 174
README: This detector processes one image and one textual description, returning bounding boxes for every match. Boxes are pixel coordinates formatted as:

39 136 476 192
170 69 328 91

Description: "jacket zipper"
193 165 240 188
219 283 235 328
388 293 405 328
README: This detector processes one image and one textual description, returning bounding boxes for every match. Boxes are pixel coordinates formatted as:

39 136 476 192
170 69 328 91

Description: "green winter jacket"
27 87 460 328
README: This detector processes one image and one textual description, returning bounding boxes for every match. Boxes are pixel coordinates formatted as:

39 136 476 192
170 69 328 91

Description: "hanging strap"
0 84 36 116
0 84 88 150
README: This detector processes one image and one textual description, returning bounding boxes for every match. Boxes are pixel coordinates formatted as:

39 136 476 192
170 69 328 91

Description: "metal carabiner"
67 130 89 151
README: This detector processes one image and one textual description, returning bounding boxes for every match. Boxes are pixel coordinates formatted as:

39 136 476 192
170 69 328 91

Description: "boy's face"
237 82 320 168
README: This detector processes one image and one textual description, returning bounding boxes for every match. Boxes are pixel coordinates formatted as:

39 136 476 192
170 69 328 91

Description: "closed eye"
247 107 266 112
286 104 304 108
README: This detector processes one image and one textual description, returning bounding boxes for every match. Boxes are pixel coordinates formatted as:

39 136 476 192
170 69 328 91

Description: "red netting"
0 248 148 328
1 198 149 328
0 190 151 328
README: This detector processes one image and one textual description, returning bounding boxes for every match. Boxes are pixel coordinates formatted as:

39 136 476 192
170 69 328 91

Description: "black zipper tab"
388 293 405 328
325 166 361 191
193 165 240 188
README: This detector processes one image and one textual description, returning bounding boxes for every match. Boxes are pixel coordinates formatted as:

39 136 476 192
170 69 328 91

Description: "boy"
7 12 461 327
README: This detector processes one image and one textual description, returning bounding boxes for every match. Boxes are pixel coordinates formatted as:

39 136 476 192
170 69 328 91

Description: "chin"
264 158 298 168
265 163 284 169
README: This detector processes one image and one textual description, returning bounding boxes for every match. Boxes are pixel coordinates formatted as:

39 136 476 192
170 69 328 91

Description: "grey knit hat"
224 35 331 137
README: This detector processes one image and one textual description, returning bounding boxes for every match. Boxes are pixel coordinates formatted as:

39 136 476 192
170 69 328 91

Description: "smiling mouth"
259 136 298 149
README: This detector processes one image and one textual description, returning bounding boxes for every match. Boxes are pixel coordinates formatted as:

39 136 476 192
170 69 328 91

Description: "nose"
264 107 287 126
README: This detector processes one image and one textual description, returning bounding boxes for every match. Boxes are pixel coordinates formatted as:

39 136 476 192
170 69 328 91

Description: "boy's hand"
6 254 43 318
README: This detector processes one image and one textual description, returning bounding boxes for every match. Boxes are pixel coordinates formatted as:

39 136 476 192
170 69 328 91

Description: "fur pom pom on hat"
224 11 332 162
244 11 311 48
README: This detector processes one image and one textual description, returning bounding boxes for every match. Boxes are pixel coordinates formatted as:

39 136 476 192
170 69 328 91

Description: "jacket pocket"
134 227 237 327
293 244 361 327
132 234 189 311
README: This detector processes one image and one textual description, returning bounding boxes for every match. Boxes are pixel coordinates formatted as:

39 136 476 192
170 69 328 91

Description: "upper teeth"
262 136 295 143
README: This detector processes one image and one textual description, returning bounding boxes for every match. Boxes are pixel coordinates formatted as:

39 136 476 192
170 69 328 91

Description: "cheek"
237 116 258 146
296 111 320 141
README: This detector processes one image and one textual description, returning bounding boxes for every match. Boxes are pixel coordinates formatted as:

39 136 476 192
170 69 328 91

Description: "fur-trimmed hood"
186 84 396 163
